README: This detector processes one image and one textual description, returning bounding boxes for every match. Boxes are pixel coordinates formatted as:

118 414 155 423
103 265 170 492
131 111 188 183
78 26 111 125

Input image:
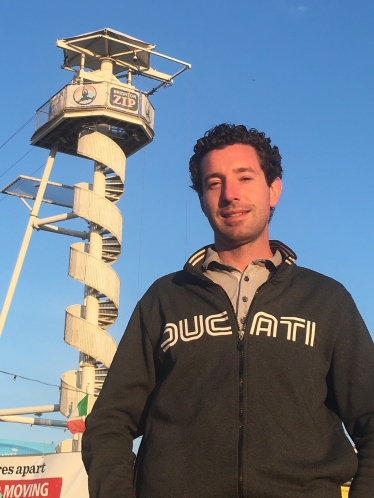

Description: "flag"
67 395 88 434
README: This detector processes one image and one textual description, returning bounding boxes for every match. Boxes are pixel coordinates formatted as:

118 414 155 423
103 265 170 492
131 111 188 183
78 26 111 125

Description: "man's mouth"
222 211 249 218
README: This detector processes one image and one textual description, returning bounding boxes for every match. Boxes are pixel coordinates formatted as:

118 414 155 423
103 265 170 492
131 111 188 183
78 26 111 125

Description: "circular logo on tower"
73 85 97 105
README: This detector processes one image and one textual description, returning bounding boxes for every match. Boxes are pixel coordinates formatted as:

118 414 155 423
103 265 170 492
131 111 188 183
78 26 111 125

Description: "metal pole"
34 212 78 227
0 146 57 337
0 404 60 416
0 415 67 427
36 224 88 239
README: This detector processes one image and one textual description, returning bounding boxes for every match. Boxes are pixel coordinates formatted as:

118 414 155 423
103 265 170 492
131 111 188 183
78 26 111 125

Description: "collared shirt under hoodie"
202 247 282 327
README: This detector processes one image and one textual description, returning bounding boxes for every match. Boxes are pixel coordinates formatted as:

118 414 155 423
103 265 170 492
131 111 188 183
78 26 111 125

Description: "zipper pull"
237 330 244 350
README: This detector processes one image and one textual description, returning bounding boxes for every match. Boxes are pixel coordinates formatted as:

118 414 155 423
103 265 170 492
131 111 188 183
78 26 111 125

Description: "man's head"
189 124 283 253
189 123 283 197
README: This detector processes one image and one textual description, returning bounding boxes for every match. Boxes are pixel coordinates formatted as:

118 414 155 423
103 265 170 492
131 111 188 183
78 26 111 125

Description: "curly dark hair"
189 123 282 197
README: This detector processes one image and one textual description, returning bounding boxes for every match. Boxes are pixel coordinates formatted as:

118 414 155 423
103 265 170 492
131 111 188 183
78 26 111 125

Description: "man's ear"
199 195 206 215
270 177 282 208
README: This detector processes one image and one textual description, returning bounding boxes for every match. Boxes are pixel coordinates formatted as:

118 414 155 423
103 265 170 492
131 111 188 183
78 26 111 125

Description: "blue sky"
0 0 373 446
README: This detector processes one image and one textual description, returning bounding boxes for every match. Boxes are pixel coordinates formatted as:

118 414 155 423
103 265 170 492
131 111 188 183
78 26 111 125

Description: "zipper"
237 321 245 498
197 280 245 497
236 281 270 498
187 266 276 497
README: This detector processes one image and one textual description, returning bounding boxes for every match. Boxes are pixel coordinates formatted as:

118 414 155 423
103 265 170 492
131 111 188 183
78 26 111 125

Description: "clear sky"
0 0 373 447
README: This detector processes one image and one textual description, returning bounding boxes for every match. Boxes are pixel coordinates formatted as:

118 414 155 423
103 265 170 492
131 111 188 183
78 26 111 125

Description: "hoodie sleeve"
82 301 156 498
327 293 374 498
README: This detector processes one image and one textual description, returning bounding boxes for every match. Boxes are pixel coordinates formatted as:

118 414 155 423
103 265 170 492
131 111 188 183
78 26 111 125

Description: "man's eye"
241 176 252 182
206 181 221 189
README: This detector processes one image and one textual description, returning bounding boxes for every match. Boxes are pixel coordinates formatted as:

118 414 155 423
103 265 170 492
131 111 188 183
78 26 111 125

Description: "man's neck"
215 240 274 272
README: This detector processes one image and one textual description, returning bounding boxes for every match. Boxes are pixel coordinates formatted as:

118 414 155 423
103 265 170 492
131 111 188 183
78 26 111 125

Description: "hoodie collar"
185 240 297 272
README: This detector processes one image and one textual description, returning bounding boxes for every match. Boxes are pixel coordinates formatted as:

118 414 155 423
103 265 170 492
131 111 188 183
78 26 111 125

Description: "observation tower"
0 28 190 452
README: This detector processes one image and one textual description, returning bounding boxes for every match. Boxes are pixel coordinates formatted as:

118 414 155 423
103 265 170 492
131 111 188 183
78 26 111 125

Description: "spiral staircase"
59 130 125 437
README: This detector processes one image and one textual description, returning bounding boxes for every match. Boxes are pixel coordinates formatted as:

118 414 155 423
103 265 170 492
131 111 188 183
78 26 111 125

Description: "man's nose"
221 180 240 203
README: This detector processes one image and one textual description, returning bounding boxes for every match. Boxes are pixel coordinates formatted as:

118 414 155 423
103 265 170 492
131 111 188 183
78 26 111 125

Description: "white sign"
0 452 88 498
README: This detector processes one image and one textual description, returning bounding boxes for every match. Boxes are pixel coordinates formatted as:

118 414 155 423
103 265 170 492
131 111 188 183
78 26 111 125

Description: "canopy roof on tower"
1 175 74 207
57 28 155 74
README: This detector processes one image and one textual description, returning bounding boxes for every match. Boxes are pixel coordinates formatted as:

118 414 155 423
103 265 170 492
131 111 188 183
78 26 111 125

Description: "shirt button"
242 296 248 302
240 317 246 324
244 276 249 282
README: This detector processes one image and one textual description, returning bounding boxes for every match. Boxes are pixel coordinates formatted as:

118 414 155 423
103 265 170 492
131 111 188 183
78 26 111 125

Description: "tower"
0 28 190 451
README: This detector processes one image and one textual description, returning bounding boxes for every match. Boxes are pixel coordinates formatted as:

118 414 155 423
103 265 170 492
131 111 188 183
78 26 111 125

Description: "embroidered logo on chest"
249 311 316 347
160 311 316 352
161 311 232 352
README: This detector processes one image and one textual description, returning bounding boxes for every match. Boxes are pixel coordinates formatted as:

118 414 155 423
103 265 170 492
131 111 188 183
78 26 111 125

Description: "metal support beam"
20 197 32 211
0 146 58 337
0 404 60 417
34 212 78 227
0 416 67 428
36 224 88 239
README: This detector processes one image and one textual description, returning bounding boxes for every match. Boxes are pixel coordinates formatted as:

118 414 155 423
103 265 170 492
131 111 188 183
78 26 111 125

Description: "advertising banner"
54 82 154 130
109 87 139 113
0 452 88 498
65 83 107 109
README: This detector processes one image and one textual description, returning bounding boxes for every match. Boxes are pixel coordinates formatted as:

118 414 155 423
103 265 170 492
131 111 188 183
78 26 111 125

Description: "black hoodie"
82 241 374 498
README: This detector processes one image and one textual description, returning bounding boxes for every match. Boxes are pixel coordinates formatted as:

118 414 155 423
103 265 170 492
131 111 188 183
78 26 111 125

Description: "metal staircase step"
99 303 117 310
102 250 120 255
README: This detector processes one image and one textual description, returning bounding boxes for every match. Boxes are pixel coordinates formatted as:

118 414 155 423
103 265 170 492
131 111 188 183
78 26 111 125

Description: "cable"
0 148 35 179
0 116 34 151
0 369 60 388
0 369 95 396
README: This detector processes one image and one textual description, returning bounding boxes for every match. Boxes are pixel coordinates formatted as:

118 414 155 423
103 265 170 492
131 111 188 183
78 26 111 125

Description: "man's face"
199 144 282 252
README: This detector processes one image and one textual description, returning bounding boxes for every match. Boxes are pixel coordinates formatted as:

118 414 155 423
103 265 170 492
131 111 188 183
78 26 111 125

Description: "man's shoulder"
293 264 341 282
142 268 195 297
154 268 192 284
291 264 349 295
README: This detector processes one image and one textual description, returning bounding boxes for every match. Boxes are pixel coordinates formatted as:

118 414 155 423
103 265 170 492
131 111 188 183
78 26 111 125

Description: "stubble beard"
213 206 272 252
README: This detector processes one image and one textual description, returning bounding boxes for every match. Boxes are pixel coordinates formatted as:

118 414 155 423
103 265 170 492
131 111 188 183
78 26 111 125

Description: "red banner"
0 478 62 497
0 453 88 498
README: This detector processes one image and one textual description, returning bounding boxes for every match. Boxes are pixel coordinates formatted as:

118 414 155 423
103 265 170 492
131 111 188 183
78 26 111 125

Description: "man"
82 124 374 497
